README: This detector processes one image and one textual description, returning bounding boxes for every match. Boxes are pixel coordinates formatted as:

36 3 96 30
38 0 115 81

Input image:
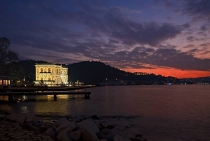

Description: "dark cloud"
150 48 210 71
43 3 183 46
182 23 190 28
165 2 174 8
200 42 210 47
110 22 182 46
95 46 209 71
0 0 184 61
127 48 210 71
183 44 194 49
200 25 207 31
157 0 210 22
187 48 199 54
157 44 176 49
186 36 194 42
166 16 172 20
184 0 210 21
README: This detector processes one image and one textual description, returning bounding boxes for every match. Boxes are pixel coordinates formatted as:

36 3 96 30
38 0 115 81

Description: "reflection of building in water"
0 96 9 101
21 106 29 113
34 63 68 86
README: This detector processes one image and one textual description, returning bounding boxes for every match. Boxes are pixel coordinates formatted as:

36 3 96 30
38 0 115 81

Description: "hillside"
14 60 168 85
67 61 129 84
16 60 132 84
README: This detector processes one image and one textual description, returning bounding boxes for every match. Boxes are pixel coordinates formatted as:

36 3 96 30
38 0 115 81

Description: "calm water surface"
1 85 210 141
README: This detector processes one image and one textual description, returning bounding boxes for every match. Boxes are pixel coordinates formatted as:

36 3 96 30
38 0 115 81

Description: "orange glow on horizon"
125 67 210 78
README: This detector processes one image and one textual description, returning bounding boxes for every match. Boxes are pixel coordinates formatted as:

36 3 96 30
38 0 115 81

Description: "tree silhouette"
0 37 19 75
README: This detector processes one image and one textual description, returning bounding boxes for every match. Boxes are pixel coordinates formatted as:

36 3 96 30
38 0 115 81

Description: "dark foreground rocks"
0 113 146 141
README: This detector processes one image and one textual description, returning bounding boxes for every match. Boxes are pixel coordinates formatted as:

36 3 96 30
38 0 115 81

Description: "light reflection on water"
0 96 9 101
0 85 210 140
21 106 28 113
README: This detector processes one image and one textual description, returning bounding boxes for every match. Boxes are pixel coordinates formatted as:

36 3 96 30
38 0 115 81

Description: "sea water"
1 85 210 140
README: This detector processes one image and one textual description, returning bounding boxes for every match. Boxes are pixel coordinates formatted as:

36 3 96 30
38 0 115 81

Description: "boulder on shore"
24 113 37 122
2 113 146 141
114 135 131 141
55 118 71 127
56 122 76 134
79 120 99 134
6 113 25 123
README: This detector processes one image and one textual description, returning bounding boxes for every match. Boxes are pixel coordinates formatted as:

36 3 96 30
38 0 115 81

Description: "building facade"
34 64 68 86
0 75 14 87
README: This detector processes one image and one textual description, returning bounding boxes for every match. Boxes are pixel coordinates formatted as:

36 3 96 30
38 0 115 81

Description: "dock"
0 85 95 101
0 91 91 101
0 85 95 92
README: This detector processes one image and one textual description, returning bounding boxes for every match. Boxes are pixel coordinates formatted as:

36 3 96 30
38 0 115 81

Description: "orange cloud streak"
125 67 210 78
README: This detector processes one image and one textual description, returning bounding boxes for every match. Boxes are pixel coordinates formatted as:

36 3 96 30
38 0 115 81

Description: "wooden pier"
0 91 91 101
0 85 95 101
0 85 95 92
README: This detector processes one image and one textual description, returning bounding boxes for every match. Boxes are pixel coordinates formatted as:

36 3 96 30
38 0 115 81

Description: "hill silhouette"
14 60 169 85
67 61 129 84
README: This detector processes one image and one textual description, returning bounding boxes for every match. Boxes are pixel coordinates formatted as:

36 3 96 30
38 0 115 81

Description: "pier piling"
54 94 57 100
8 95 14 102
85 93 90 99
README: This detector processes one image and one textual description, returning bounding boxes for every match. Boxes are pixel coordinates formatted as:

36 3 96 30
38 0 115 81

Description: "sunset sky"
1 0 210 78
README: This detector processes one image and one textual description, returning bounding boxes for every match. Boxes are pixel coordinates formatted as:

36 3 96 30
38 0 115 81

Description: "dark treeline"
0 37 19 76
68 61 167 85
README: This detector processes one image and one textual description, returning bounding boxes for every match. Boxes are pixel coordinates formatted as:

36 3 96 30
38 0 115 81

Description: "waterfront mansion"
34 63 68 86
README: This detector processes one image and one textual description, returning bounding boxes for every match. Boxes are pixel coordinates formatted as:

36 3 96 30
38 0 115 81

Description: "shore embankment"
0 113 146 141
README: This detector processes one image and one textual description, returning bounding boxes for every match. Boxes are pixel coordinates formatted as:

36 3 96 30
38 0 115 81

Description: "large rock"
6 113 25 123
28 122 40 131
79 121 99 134
55 118 71 127
28 120 47 133
114 135 131 141
57 131 72 141
0 114 6 119
96 129 115 141
24 113 37 122
79 120 100 141
81 129 100 141
68 130 81 141
45 122 57 130
56 122 76 134
45 127 56 138
45 123 57 130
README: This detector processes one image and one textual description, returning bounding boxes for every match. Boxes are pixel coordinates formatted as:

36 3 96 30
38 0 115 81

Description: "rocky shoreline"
0 113 147 141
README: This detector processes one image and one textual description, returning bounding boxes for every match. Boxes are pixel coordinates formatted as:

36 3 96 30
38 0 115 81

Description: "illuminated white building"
34 63 68 86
